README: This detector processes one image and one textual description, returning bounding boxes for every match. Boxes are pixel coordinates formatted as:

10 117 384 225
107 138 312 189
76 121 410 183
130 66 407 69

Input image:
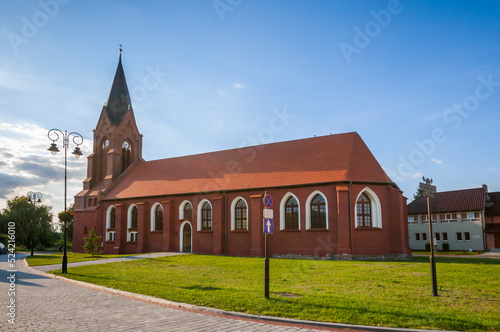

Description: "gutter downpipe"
348 181 353 255
224 190 227 254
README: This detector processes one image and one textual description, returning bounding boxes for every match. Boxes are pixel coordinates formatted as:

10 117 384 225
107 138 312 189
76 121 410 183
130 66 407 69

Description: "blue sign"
263 218 274 234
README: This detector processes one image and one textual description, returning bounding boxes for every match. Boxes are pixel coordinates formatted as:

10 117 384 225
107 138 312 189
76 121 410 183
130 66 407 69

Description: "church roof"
103 132 396 200
407 187 487 215
104 54 133 126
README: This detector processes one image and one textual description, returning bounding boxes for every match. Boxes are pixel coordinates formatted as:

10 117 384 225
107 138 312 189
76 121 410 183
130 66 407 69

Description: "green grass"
26 252 145 266
51 255 500 331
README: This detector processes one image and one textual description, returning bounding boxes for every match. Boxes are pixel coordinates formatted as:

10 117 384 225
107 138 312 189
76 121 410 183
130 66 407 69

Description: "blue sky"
1 0 499 221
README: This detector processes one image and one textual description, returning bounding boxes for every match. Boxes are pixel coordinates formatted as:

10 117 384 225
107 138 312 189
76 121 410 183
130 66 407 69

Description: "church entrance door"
181 222 192 253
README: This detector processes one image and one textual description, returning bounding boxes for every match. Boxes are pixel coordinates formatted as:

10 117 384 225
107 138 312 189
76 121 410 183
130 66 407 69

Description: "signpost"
263 192 273 299
419 177 438 297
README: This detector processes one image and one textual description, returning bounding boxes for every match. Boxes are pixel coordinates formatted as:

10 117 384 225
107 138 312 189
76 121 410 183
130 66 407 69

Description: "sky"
0 0 499 225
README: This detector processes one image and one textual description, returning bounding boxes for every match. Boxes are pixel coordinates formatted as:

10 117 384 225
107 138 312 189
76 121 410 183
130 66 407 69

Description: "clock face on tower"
122 141 130 149
103 139 109 148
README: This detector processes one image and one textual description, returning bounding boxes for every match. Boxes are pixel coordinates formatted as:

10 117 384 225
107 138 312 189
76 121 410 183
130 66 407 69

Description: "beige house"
407 186 488 251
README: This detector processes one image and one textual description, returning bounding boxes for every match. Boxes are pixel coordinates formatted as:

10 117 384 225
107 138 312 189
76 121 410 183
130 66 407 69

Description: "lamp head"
72 146 83 159
48 143 60 155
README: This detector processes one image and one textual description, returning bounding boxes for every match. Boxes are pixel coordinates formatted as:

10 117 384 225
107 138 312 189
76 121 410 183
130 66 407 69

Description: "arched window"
355 188 382 228
184 203 193 220
154 204 163 231
109 206 116 228
310 194 326 229
131 205 138 228
356 193 372 227
285 196 299 229
122 141 132 171
83 226 88 235
234 199 248 230
106 205 116 241
201 202 212 230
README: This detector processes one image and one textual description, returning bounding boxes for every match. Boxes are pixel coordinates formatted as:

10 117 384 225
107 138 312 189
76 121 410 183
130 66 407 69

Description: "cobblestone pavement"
1 253 380 332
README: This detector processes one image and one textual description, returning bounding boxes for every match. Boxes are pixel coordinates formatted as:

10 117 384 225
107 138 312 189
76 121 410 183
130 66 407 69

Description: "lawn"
26 252 144 266
52 255 500 331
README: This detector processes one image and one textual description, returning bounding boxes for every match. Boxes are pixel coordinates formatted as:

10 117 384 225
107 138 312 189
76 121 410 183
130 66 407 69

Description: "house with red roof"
73 55 412 259
407 185 500 251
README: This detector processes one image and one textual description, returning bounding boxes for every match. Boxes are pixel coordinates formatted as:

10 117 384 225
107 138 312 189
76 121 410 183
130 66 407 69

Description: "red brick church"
73 55 411 259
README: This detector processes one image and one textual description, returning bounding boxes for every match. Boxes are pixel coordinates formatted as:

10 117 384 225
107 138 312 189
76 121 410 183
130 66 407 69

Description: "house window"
456 232 463 241
285 196 299 229
408 215 416 223
234 199 248 230
432 214 438 223
422 233 427 241
83 226 88 235
435 232 440 241
445 213 457 222
464 232 471 241
421 215 428 223
129 232 138 242
442 232 448 241
201 202 212 230
415 233 421 241
356 193 372 227
310 194 327 229
106 206 116 242
108 231 115 241
184 203 193 220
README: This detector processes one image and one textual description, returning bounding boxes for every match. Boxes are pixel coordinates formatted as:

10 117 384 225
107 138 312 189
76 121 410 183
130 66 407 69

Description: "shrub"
83 228 103 257
442 242 450 252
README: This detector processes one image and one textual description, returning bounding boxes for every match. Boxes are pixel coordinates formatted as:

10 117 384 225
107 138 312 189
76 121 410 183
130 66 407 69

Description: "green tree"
0 196 54 253
57 203 74 241
413 188 424 201
83 228 103 257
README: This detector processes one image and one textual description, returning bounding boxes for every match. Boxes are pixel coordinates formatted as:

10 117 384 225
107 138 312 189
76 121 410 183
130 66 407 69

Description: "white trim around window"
279 192 300 230
230 196 248 231
305 190 328 230
354 187 382 229
197 199 212 231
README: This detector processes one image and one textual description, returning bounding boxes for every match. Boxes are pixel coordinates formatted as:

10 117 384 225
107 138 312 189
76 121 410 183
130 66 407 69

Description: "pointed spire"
105 50 133 126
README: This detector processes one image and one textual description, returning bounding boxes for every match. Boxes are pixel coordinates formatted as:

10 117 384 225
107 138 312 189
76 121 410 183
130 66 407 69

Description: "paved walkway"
0 253 449 332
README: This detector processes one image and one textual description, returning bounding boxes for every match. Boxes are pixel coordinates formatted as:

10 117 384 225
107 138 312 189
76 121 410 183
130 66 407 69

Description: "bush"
442 242 450 252
425 242 431 252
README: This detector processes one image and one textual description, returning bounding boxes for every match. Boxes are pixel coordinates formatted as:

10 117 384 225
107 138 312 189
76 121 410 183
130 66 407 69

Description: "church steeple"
104 53 133 126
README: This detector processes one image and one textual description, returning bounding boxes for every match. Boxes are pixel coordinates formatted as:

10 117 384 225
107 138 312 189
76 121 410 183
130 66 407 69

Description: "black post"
62 138 68 274
427 195 438 296
264 233 269 299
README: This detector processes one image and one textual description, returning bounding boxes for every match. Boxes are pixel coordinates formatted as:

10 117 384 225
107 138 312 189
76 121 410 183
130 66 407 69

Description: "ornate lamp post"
47 129 83 274
27 191 42 256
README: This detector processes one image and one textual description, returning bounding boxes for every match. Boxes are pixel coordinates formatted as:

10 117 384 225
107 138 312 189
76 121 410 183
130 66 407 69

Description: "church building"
73 54 412 259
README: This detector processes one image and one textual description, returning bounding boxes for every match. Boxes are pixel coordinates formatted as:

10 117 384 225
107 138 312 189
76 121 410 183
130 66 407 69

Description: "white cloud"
412 172 423 179
431 158 443 164
489 168 498 171
0 122 92 223
217 89 224 96
233 82 246 89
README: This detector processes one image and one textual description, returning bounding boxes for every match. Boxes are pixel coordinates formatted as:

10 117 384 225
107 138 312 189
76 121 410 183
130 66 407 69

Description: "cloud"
431 158 442 164
489 168 498 172
217 89 224 96
0 173 40 198
233 82 246 89
412 172 423 179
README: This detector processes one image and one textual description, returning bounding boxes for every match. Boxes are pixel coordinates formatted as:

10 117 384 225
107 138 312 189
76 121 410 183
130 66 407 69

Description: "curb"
22 256 453 332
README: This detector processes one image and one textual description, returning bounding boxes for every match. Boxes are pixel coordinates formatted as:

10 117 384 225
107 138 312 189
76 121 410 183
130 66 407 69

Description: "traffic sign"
264 194 273 208
263 208 273 219
263 218 274 234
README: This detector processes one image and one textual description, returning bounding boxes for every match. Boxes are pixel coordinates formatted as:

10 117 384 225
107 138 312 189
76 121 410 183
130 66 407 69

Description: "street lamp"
27 191 42 257
47 129 84 274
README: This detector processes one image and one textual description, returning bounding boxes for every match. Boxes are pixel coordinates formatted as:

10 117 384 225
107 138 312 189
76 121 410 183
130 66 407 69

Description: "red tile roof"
103 132 395 200
407 187 487 215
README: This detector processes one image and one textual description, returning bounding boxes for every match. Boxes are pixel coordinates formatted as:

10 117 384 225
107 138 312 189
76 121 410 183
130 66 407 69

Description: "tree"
0 196 54 252
413 188 424 201
83 228 103 257
57 203 74 241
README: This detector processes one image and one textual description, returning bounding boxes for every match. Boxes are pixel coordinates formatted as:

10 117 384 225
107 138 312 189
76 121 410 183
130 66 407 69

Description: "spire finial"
119 44 123 54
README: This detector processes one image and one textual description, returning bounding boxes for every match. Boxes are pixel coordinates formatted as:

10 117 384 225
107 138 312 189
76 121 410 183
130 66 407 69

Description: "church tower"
75 50 143 210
